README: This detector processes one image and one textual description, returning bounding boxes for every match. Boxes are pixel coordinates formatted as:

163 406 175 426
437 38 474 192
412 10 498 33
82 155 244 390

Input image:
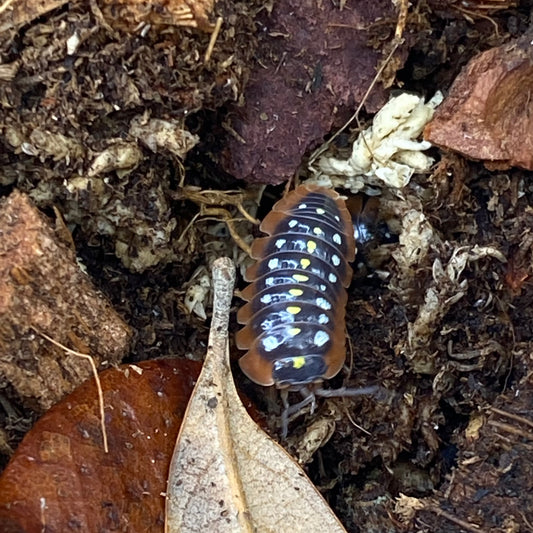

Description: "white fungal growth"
310 92 443 192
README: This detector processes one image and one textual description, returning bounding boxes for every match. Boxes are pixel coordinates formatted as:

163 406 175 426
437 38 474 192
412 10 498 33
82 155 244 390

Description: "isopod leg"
280 387 317 438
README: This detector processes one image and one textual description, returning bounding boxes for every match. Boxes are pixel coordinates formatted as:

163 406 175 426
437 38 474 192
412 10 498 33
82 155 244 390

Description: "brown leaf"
165 257 347 532
424 34 533 170
0 358 201 532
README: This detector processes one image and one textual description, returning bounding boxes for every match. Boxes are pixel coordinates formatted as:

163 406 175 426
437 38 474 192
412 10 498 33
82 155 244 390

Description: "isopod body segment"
236 184 356 389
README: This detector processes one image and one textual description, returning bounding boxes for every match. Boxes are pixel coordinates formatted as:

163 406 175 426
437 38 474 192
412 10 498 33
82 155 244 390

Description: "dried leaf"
312 93 441 193
99 0 215 32
129 116 199 158
165 257 347 533
394 493 427 523
88 141 143 176
0 359 202 532
0 0 68 32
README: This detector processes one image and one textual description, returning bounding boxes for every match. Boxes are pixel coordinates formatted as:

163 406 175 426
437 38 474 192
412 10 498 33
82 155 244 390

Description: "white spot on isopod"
262 335 282 352
318 313 329 324
268 258 280 270
313 330 330 347
316 297 332 310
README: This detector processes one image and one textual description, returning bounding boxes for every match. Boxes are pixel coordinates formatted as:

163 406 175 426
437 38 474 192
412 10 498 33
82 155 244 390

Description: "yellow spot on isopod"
313 227 324 236
289 288 304 296
292 356 306 369
300 258 311 269
287 306 301 315
293 274 309 282
316 208 325 214
288 327 301 336
307 240 317 253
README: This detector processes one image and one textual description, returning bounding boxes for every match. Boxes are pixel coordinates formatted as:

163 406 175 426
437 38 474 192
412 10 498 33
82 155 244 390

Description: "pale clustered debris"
309 92 443 193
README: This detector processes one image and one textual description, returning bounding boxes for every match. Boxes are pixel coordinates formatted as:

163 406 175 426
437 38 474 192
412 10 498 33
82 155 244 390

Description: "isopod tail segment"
236 183 380 436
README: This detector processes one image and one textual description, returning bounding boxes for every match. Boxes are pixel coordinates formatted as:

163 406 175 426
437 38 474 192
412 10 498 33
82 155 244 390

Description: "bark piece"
424 35 533 170
221 0 395 185
0 190 131 411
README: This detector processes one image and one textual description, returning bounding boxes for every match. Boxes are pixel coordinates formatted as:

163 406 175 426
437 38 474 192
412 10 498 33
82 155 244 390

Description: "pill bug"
236 184 378 433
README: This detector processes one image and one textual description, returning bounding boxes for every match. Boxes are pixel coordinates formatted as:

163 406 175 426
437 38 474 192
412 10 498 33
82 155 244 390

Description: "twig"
0 0 14 15
37 330 109 453
454 5 500 37
428 506 486 533
201 208 253 256
489 406 533 429
176 212 200 244
395 0 409 40
204 17 223 63
344 407 371 436
488 419 533 441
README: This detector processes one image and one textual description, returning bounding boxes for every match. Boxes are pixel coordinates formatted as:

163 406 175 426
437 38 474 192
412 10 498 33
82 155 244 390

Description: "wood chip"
0 190 131 411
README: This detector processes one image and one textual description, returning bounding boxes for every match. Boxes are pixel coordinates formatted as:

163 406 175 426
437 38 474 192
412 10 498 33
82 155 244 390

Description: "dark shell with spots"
236 184 356 387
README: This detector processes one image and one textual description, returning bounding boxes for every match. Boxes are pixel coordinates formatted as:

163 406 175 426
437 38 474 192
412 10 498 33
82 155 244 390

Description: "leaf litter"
0 358 202 531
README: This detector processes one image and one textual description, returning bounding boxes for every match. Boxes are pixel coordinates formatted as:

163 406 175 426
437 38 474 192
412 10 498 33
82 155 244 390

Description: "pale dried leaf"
166 257 347 533
182 266 211 320
311 92 442 192
465 413 485 442
295 416 336 465
129 116 199 158
88 142 143 176
394 493 427 523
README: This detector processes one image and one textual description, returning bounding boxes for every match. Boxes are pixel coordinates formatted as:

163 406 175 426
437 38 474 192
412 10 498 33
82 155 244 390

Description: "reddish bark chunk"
424 35 533 170
0 191 131 411
221 0 394 185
